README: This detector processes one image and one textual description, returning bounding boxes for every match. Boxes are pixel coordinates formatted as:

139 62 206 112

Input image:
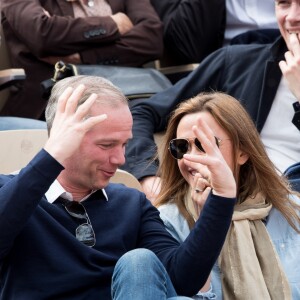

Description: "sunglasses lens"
195 137 220 152
169 139 189 159
214 136 220 147
194 138 205 153
76 223 95 247
63 201 96 247
65 202 86 219
169 136 220 159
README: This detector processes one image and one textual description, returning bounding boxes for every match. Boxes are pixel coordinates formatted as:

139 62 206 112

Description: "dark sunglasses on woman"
168 136 221 160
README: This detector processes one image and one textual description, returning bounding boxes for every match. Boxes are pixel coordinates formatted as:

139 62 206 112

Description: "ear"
237 150 249 166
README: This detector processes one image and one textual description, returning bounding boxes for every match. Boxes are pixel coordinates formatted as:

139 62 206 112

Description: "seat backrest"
110 169 142 191
0 129 48 174
154 131 165 161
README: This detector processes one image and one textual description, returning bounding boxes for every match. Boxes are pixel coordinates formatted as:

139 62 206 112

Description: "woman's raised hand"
183 117 236 198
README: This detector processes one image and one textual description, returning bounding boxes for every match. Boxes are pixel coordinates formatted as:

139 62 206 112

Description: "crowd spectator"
123 0 300 202
1 0 163 119
156 92 300 299
150 0 280 64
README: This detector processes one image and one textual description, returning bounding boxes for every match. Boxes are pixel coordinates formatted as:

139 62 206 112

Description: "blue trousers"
111 248 193 300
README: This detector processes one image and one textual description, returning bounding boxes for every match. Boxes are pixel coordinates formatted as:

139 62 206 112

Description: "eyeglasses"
63 201 96 247
168 136 221 160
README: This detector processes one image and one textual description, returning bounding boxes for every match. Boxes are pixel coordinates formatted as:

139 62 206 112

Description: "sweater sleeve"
2 0 118 57
0 150 64 261
138 192 235 297
80 0 164 66
168 194 234 296
2 0 163 66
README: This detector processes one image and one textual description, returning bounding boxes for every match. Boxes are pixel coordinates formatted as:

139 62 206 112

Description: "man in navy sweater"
0 75 236 299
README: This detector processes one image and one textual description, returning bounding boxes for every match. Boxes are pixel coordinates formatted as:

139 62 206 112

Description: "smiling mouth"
100 169 116 177
287 30 300 34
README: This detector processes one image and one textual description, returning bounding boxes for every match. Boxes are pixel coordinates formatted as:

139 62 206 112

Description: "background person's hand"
140 176 161 204
111 13 133 35
44 84 107 165
183 118 236 199
279 33 300 101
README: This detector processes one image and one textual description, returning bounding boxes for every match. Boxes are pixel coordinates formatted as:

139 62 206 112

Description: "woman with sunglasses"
155 92 300 299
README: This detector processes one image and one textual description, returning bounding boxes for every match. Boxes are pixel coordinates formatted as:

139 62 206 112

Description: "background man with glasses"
0 75 236 299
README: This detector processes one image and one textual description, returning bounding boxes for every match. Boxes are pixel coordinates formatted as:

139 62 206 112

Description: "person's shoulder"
105 182 146 202
287 194 300 206
224 43 270 57
158 202 186 223
158 202 179 216
267 195 300 238
104 183 158 216
202 43 270 67
158 202 190 242
0 174 15 187
105 182 142 193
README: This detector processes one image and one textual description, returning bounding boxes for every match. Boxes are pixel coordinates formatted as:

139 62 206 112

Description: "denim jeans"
111 248 193 300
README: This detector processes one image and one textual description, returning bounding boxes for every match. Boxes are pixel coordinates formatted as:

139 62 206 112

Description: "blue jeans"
111 248 193 300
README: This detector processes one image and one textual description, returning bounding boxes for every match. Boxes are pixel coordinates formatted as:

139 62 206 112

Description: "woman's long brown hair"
156 92 300 232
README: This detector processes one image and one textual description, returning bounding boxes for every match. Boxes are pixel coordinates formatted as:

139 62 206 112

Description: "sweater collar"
45 179 108 203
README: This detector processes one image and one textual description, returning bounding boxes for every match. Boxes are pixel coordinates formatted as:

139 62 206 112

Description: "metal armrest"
0 68 26 91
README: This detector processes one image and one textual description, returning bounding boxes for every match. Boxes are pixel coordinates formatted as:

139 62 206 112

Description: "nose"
110 146 126 166
190 143 202 155
286 2 300 23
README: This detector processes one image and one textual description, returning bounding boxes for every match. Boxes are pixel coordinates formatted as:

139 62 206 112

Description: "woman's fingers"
184 117 236 198
191 173 211 217
194 174 211 191
191 183 212 217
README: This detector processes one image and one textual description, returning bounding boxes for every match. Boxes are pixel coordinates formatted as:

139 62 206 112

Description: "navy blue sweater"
0 150 235 299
